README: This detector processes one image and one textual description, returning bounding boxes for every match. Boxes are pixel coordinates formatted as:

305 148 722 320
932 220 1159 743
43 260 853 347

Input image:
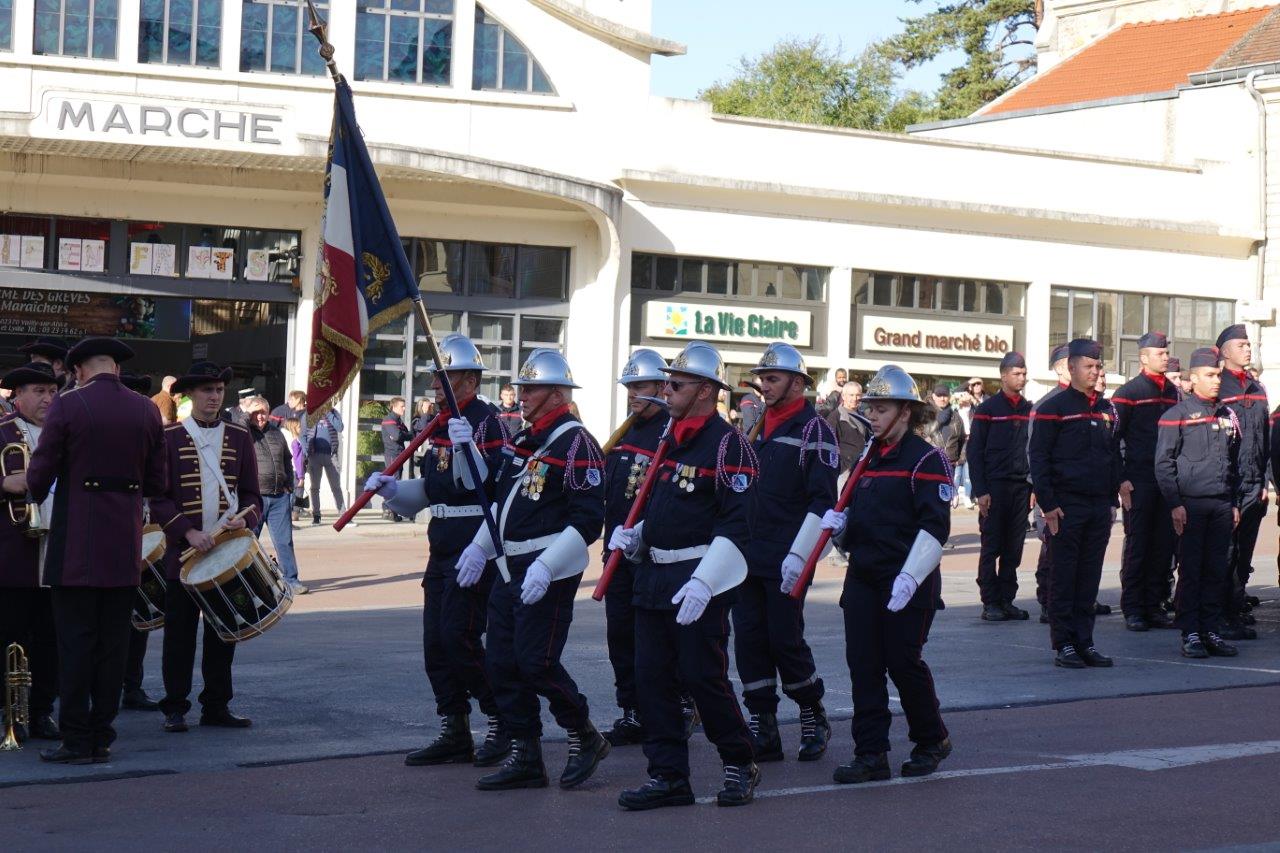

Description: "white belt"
503 533 560 557
650 545 710 565
430 504 483 519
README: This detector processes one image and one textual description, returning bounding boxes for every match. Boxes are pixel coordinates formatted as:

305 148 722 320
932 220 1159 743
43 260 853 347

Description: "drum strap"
182 417 239 530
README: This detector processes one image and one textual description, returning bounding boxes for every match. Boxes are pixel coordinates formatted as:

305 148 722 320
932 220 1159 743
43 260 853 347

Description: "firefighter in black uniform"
1113 331 1180 632
1154 346 1243 659
366 335 512 770
598 348 669 746
611 341 760 810
1031 343 1071 623
968 351 1033 621
819 364 952 784
453 349 609 792
739 342 836 763
1029 339 1121 669
1215 324 1268 641
379 396 412 521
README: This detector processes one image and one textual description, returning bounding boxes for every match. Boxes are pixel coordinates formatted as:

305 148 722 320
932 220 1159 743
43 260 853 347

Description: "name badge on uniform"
939 483 954 502
730 473 749 493
586 468 601 487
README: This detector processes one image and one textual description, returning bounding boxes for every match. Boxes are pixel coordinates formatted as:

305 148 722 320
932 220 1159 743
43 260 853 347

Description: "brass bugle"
1 642 31 752
1 441 47 538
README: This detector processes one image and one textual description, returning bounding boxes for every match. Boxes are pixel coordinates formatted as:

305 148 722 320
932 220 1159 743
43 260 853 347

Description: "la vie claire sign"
861 315 1014 360
645 301 812 347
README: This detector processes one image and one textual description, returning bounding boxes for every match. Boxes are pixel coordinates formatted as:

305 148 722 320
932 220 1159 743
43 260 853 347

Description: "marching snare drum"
132 524 168 632
180 529 293 643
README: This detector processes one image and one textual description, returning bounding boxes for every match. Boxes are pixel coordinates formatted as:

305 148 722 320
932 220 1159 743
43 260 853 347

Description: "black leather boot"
405 714 473 766
603 708 644 746
797 703 830 762
618 776 696 811
473 715 512 767
716 762 760 806
476 737 548 790
748 712 783 762
981 603 1008 622
560 720 610 789
833 752 890 784
1001 601 1030 620
901 737 952 778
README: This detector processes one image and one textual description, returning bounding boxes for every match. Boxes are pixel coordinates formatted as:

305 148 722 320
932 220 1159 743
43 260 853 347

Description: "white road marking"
694 740 1280 803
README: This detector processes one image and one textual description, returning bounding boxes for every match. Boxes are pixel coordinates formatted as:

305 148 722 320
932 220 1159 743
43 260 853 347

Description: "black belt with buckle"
83 477 141 494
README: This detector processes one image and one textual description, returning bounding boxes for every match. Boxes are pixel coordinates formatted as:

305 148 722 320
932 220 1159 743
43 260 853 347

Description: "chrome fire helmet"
618 348 668 386
750 342 812 385
432 333 487 373
513 348 580 389
661 341 729 390
861 365 923 404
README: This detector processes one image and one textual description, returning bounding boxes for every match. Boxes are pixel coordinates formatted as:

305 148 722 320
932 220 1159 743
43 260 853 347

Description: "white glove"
455 543 487 588
779 553 806 595
364 472 398 499
672 577 713 625
887 572 919 612
609 525 639 553
820 509 846 536
520 560 552 605
447 417 474 446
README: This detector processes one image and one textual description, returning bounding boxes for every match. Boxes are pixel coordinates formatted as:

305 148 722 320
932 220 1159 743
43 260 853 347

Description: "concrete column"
1023 278 1053 399
826 266 853 372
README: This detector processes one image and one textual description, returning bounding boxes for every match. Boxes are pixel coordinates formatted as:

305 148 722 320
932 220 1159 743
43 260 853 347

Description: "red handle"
333 412 446 532
592 434 672 601
788 434 879 601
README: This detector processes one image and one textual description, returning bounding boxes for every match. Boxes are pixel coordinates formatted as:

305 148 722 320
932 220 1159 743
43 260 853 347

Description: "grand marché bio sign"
644 301 812 347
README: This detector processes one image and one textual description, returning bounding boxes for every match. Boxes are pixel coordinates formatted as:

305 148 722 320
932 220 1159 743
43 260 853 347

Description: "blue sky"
650 0 961 99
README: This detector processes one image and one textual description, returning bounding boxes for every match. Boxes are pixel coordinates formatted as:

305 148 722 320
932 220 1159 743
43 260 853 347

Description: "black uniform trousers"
843 577 946 756
123 628 148 694
1224 490 1266 620
1174 496 1233 636
634 599 754 782
159 579 235 716
0 587 59 719
49 587 134 754
1120 482 1175 619
1046 498 1112 650
732 575 823 714
604 559 638 711
976 479 1031 605
423 571 496 718
485 573 590 739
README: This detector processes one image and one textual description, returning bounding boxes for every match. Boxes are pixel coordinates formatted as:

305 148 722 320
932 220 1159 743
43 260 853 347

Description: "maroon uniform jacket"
149 419 263 580
0 413 40 587
25 373 168 588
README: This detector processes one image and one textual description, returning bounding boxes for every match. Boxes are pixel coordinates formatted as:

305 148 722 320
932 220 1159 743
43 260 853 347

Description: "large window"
854 270 1025 317
240 0 326 74
0 0 11 51
472 5 552 93
404 237 568 300
1049 287 1235 376
632 252 827 303
139 0 222 66
354 0 452 85
34 0 118 58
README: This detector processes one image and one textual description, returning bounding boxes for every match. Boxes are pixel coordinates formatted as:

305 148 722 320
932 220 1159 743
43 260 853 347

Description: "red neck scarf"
1229 368 1248 386
878 439 899 458
672 414 711 445
763 396 805 440
1003 390 1022 406
1058 380 1069 389
1142 369 1166 391
530 404 571 436
1084 390 1098 407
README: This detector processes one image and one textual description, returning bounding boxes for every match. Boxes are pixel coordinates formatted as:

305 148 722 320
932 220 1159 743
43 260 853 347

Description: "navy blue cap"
1216 324 1247 349
1068 338 1102 360
1137 331 1168 349
1189 347 1220 370
1050 344 1070 363
999 351 1026 371
1166 357 1181 373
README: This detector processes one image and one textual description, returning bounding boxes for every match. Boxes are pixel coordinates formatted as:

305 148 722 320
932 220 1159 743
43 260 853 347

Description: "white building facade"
0 0 1267 505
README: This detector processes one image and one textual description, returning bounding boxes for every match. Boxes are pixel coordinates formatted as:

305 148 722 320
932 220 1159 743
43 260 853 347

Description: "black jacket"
1154 395 1242 508
966 391 1031 497
1113 372 1180 486
1028 386 1121 511
602 411 667 554
249 422 294 497
825 406 868 473
1219 369 1269 489
925 406 966 466
381 412 411 460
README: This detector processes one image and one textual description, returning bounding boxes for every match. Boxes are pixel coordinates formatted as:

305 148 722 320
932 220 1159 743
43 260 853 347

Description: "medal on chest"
521 461 549 500
675 463 697 493
625 455 650 500
435 446 451 472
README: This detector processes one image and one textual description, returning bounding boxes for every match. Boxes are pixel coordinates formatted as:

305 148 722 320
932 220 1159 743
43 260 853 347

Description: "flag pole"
305 2 505 563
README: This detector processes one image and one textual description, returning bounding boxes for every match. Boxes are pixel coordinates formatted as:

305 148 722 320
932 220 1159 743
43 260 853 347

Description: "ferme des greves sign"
644 300 812 347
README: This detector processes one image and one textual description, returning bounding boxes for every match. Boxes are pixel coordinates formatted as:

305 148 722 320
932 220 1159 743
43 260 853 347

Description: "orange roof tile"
981 5 1277 116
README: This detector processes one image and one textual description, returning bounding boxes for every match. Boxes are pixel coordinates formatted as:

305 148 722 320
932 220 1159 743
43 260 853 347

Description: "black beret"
932 384 951 396
1068 338 1102 360
999 351 1026 371
1166 357 1181 373
1050 343 1070 363
0 361 57 391
119 370 153 395
65 337 135 369
1215 324 1247 349
171 361 233 395
1137 331 1168 349
1189 347 1220 370
18 336 69 360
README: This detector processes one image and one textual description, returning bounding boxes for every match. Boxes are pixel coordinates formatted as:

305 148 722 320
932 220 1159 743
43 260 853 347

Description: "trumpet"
1 440 47 538
1 643 30 751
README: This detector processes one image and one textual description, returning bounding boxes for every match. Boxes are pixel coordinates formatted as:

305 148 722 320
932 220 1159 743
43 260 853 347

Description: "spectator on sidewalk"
495 383 522 434
954 391 977 509
304 401 350 526
271 390 306 427
924 385 966 508
246 398 306 594
285 417 306 523
818 368 848 417
380 397 412 522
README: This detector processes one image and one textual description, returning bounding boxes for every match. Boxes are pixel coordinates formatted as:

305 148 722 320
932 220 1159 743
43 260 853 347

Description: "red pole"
788 433 879 601
333 411 446 532
592 432 672 601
